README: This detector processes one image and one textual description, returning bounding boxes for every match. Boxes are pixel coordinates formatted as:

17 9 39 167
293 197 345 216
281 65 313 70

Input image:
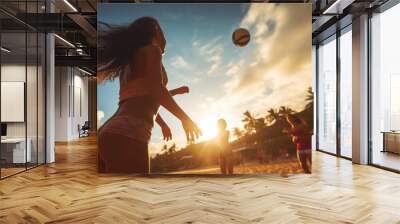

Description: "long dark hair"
97 17 165 82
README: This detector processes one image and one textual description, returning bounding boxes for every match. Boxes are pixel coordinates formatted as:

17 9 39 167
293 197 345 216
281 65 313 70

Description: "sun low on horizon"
198 117 218 142
196 115 238 142
97 3 312 154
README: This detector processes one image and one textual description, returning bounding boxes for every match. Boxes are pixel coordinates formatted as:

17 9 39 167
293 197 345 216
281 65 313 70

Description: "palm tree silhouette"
278 106 295 118
161 144 176 155
242 111 256 135
305 87 314 109
265 108 280 125
233 127 244 139
254 118 266 132
168 144 176 154
161 144 168 154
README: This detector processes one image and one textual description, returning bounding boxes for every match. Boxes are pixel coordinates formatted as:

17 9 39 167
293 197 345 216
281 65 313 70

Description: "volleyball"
232 28 250 47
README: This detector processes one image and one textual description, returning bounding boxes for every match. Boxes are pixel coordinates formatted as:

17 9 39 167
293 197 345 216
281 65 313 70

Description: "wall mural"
97 3 312 175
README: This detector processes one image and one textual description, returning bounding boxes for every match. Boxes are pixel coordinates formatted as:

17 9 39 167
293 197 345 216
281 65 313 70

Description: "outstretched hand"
156 114 172 141
181 117 202 143
161 124 172 141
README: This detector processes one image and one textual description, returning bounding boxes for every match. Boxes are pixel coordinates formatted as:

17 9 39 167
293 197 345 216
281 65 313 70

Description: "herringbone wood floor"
1 136 400 224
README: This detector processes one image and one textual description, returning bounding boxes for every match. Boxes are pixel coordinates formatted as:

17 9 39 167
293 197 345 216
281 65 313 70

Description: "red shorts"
296 142 311 151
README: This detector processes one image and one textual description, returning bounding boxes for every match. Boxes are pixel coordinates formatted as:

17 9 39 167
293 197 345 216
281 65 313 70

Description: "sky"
97 3 312 155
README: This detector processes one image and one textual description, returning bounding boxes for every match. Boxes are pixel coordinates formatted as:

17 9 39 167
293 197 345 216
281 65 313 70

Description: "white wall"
1 65 26 140
55 67 69 141
54 67 89 141
1 65 38 138
1 64 29 142
1 63 46 164
71 73 89 138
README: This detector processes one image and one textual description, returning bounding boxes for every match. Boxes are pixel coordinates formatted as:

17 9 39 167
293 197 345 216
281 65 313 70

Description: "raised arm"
169 86 189 96
162 65 189 96
143 45 201 142
156 86 189 141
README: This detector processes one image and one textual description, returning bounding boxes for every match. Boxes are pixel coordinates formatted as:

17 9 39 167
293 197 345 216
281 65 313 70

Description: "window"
370 3 400 171
390 74 400 130
339 27 352 158
317 35 337 154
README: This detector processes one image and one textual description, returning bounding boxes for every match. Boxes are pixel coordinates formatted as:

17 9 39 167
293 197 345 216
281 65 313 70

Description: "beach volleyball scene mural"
97 3 312 174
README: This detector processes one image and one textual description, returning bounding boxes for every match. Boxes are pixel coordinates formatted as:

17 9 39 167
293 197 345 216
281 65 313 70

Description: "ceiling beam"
323 0 356 14
67 13 97 40
312 15 335 33
55 55 96 70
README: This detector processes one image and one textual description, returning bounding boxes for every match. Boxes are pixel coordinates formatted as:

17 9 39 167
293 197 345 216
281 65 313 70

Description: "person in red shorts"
284 114 312 174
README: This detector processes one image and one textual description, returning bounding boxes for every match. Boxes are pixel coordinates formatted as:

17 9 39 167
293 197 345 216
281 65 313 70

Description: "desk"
1 138 31 164
382 131 400 154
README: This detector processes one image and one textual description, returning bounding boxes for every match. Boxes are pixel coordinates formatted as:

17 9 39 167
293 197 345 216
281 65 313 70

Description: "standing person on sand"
216 119 234 174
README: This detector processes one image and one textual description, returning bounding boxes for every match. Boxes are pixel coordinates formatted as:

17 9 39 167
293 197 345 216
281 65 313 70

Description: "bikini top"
119 64 168 103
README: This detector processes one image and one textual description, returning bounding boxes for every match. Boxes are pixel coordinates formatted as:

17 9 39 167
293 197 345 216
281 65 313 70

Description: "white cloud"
191 4 312 131
97 110 105 127
148 142 163 156
154 4 312 146
207 54 222 75
226 59 245 77
227 4 311 110
149 135 187 157
194 36 224 76
170 56 190 70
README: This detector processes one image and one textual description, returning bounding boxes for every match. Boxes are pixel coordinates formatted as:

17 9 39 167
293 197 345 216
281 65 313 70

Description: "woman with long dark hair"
97 17 202 173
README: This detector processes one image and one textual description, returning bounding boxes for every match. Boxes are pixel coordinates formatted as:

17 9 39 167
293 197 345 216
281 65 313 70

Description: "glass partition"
0 1 46 179
339 27 352 158
27 31 38 169
317 35 337 154
370 3 400 171
1 31 28 177
38 32 45 165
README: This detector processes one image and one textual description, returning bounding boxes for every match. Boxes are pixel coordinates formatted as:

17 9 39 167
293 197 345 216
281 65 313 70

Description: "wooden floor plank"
0 136 399 223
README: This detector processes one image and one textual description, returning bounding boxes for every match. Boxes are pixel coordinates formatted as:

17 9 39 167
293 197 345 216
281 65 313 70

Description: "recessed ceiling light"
54 34 75 48
63 0 78 12
1 47 11 53
78 67 93 76
322 0 354 15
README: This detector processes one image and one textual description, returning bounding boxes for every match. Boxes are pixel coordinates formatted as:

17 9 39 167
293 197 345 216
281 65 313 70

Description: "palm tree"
242 111 256 134
278 106 295 118
305 87 314 109
233 127 243 139
254 118 266 132
161 144 168 154
265 108 280 125
168 144 176 154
